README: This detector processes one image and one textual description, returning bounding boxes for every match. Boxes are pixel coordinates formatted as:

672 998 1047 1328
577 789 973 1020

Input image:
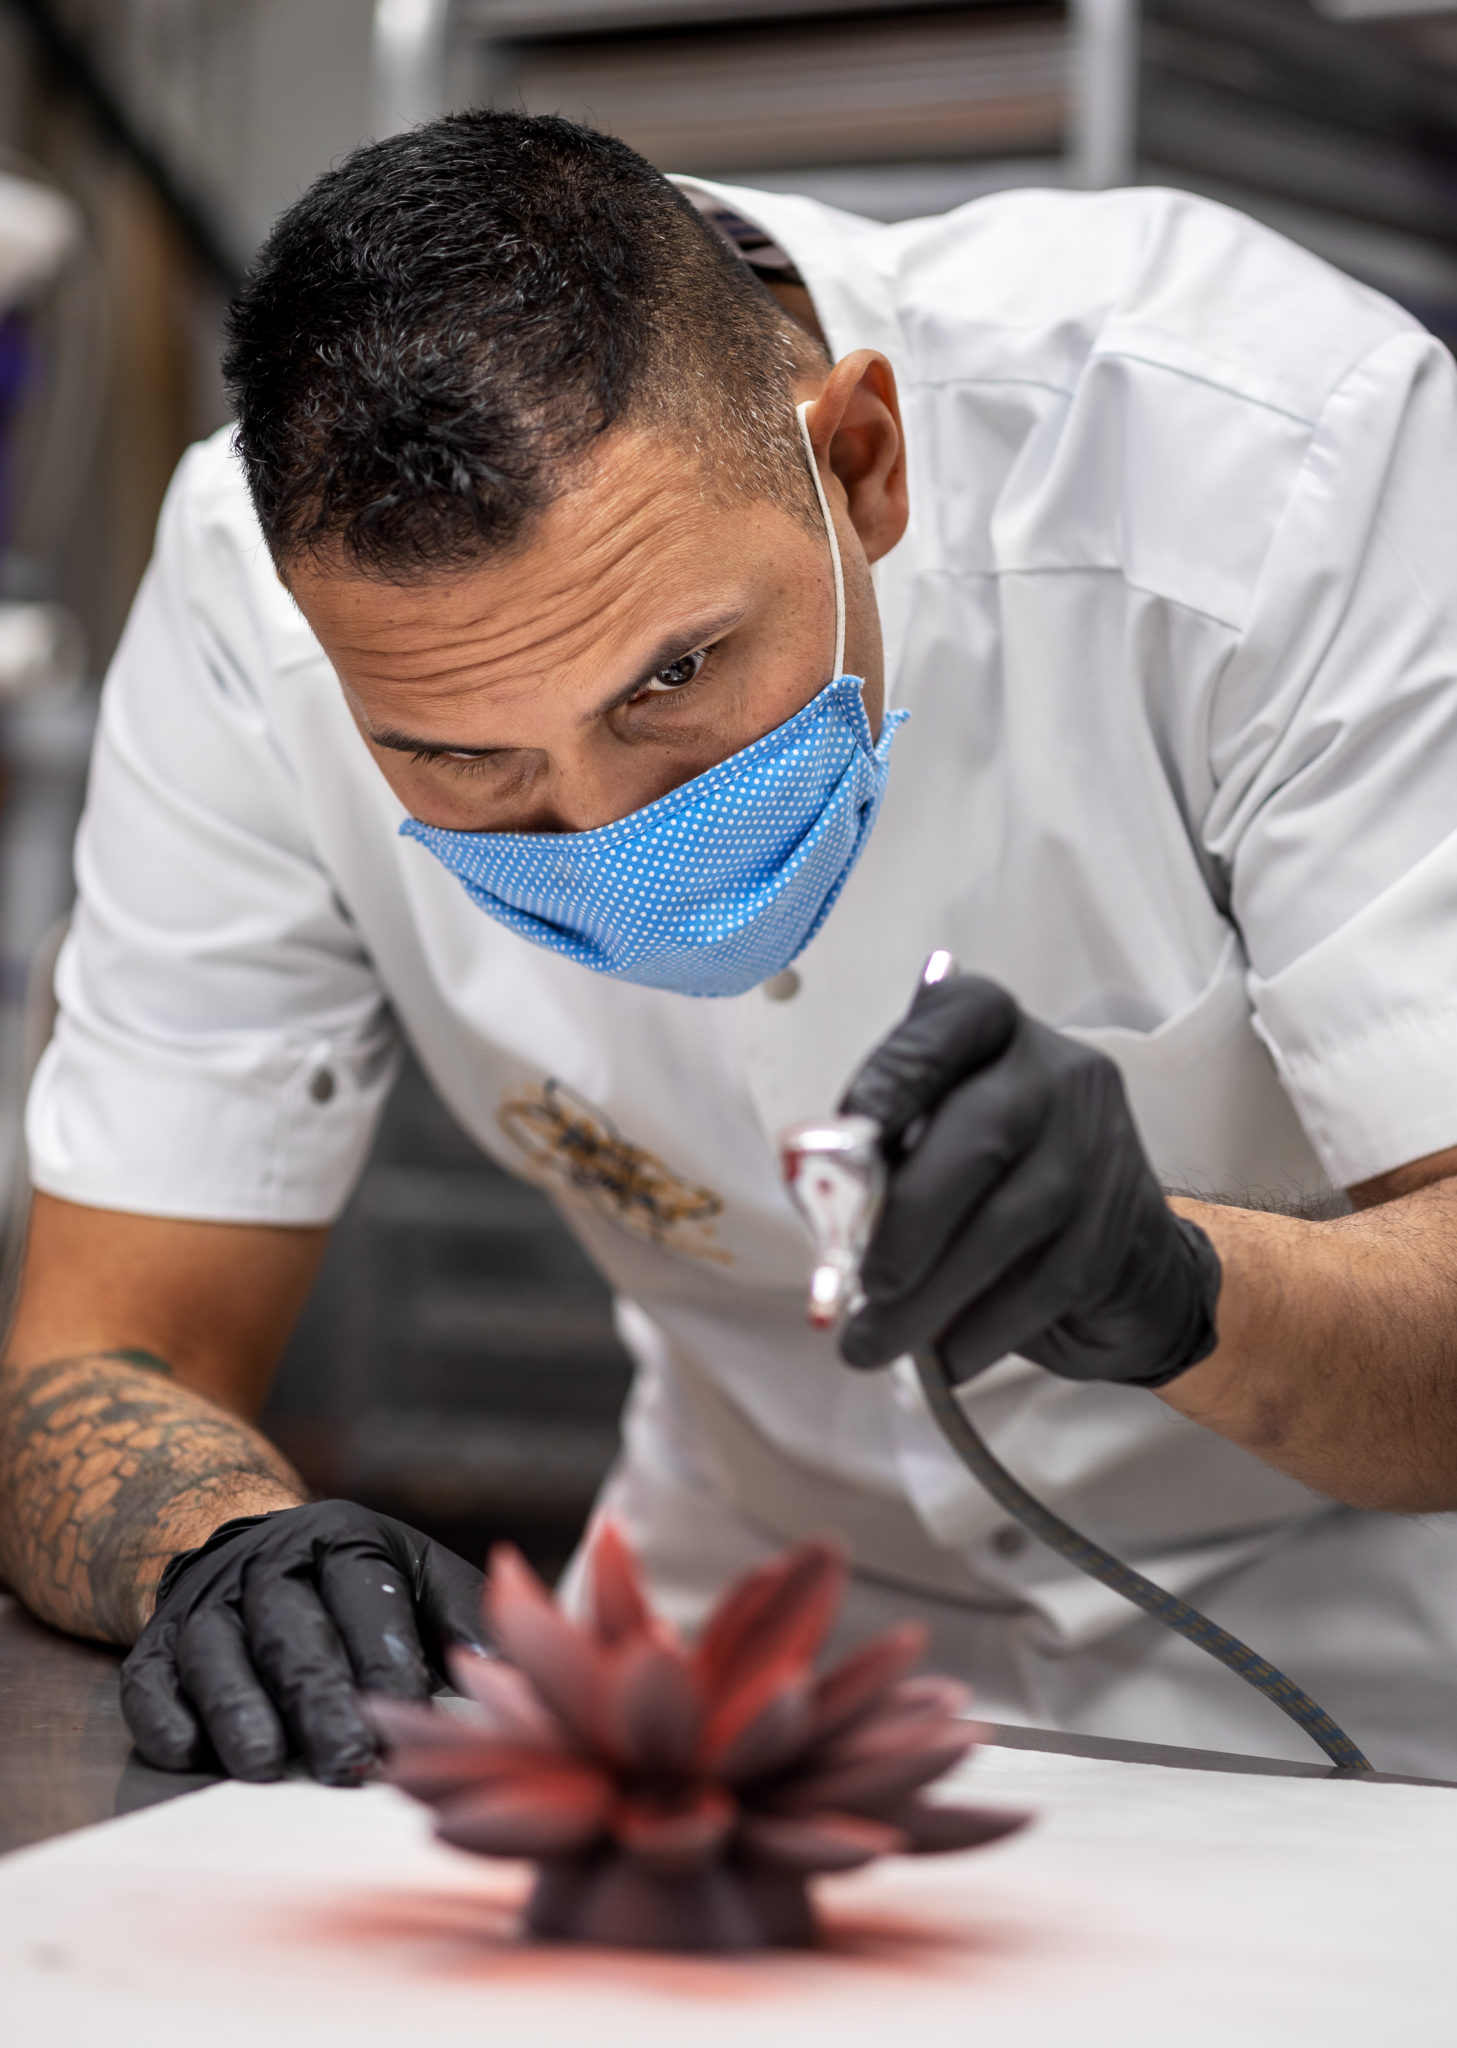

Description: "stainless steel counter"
0 1595 218 1854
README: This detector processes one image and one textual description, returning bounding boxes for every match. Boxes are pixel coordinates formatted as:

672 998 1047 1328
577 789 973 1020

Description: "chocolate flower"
367 1524 1028 1951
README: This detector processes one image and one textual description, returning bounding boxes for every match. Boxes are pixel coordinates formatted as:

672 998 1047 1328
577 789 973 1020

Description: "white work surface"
2 1745 1453 2047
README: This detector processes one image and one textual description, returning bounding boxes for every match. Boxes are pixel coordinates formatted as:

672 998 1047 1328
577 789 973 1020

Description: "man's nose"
514 751 635 835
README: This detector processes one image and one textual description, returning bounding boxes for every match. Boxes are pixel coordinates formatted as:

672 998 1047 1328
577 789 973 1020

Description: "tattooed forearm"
0 1350 307 1644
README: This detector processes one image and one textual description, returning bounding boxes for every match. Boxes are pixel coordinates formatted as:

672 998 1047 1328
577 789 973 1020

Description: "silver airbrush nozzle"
778 1114 885 1330
779 953 957 1330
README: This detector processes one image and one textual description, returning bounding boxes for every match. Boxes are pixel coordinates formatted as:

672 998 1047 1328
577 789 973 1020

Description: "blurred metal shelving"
374 1 1457 322
473 10 1070 176
1140 0 1457 339
376 0 1142 201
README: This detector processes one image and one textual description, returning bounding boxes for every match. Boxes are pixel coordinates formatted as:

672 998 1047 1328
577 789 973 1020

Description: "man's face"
288 397 895 836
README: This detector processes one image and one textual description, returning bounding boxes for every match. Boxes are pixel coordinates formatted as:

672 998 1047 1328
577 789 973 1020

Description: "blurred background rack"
1 0 1457 1574
389 0 1142 207
384 0 1457 337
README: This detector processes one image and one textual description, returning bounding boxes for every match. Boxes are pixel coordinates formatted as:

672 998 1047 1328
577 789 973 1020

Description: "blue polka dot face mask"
400 403 908 998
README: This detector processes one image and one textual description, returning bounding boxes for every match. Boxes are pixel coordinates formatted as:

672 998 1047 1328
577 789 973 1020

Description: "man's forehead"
289 431 754 673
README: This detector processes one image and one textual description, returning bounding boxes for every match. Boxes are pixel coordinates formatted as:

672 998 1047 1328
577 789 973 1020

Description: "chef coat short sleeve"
1204 328 1457 1188
24 440 400 1224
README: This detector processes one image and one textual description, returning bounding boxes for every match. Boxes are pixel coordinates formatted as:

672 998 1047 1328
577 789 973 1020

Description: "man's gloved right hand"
121 1500 486 1785
837 970 1222 1390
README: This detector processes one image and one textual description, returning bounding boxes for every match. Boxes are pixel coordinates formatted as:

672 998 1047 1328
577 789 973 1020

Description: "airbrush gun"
778 956 1372 1774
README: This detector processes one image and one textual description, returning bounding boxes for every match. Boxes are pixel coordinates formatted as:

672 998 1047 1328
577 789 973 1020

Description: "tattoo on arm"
0 1349 307 1644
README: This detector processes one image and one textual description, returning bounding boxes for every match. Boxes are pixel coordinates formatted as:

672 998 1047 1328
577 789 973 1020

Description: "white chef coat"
28 181 1457 1773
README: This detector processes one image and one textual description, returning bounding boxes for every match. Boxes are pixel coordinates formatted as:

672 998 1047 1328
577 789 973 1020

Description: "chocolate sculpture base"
527 1851 818 1952
372 1526 1029 1957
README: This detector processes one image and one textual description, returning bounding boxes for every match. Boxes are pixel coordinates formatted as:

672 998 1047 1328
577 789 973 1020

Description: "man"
3 112 1457 1786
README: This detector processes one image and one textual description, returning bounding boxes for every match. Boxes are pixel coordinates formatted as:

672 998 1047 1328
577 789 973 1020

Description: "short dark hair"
223 111 823 578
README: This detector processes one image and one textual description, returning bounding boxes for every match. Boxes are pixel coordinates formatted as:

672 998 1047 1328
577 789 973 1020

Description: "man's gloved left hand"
838 971 1223 1389
121 1500 486 1786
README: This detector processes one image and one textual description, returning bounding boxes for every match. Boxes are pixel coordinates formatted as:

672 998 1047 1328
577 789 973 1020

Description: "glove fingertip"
130 1722 212 1773
838 977 1021 1136
121 1649 209 1771
231 1749 288 1785
122 1699 211 1772
835 1069 881 1120
314 1757 373 1789
363 1662 435 1701
209 1712 289 1783
837 1316 896 1372
441 1621 490 1652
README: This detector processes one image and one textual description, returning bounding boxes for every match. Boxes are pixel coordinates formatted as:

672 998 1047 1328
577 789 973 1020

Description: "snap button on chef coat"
26 179 1457 1766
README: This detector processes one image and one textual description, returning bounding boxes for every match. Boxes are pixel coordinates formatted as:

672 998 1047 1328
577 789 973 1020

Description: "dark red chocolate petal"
586 1520 655 1649
738 1809 905 1873
611 1784 737 1871
444 1649 570 1750
433 1765 613 1858
807 1623 929 1746
696 1543 848 1758
712 1680 813 1785
384 1738 554 1805
599 1635 703 1775
770 1736 975 1817
881 1799 1032 1855
696 1543 849 1697
881 1675 974 1720
484 1545 607 1750
362 1694 465 1752
814 1696 977 1771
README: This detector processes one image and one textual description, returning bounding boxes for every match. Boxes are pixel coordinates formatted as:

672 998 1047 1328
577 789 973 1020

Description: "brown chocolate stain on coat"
498 1079 729 1264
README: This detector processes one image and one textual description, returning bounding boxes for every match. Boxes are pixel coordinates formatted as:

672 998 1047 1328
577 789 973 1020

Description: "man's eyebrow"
362 609 747 756
585 609 747 723
364 725 503 758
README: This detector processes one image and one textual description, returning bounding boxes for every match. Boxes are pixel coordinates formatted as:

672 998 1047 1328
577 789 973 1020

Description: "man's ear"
802 351 908 564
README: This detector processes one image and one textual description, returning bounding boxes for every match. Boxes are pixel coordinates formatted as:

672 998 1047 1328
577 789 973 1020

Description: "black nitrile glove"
838 973 1222 1388
121 1500 486 1785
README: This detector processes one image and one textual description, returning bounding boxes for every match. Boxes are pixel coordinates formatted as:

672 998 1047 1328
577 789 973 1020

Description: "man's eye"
638 649 708 695
410 747 496 774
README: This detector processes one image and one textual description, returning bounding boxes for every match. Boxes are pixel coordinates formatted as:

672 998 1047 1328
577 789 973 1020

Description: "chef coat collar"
670 175 905 367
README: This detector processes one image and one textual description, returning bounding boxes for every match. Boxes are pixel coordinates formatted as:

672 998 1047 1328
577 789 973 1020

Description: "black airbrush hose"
781 1041 1376 1777
912 1345 1374 1774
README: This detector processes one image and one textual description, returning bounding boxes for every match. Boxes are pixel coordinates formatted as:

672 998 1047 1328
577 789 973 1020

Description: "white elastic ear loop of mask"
796 399 847 679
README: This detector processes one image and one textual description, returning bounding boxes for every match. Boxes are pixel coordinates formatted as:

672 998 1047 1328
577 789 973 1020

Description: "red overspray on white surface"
0 1745 1451 2046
